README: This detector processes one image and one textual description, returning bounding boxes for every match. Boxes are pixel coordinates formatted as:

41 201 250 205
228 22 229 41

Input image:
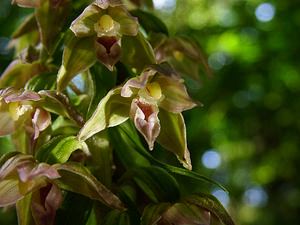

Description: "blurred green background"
1 0 300 224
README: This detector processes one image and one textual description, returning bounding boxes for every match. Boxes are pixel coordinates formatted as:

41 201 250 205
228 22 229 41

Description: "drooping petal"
31 108 51 140
95 36 121 71
157 110 192 170
109 6 138 36
70 4 101 37
19 163 61 183
121 69 156 97
130 98 160 150
155 75 197 113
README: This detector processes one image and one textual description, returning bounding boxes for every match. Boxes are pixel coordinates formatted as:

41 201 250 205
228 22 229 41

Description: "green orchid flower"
70 0 139 70
78 64 198 169
121 65 197 150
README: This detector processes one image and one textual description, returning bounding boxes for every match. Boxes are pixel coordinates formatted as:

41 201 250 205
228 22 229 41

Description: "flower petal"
70 4 100 37
32 108 51 140
95 36 121 71
157 110 192 170
108 6 138 36
155 75 197 113
130 98 160 150
121 69 156 97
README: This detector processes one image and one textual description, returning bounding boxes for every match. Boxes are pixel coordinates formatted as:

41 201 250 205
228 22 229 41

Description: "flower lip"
136 100 153 121
96 36 118 53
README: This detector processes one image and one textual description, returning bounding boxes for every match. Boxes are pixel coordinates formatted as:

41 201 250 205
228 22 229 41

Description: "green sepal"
157 109 192 170
78 88 131 141
121 31 156 73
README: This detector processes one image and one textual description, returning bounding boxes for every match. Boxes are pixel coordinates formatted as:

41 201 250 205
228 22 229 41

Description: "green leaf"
184 194 235 225
36 136 89 164
56 32 96 91
102 210 131 225
162 202 211 225
0 60 49 89
141 203 171 225
55 192 93 225
16 193 35 225
157 109 192 170
35 0 71 54
51 116 80 136
86 132 113 187
130 9 168 35
111 122 227 191
78 88 131 141
54 162 125 210
133 166 180 203
109 121 150 168
121 31 156 73
88 64 117 118
25 72 57 91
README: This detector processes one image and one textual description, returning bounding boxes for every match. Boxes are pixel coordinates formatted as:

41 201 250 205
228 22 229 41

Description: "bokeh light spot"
153 0 176 12
201 150 221 169
243 186 268 207
255 3 275 22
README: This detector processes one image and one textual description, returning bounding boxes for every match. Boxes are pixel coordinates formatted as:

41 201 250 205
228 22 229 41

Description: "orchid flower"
0 88 51 139
121 65 197 150
0 153 62 225
70 0 138 70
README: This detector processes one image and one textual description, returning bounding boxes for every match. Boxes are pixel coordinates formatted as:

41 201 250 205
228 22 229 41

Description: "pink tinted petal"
95 36 121 71
26 163 61 182
121 69 156 97
32 108 51 140
3 89 41 103
131 98 160 150
0 154 34 180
